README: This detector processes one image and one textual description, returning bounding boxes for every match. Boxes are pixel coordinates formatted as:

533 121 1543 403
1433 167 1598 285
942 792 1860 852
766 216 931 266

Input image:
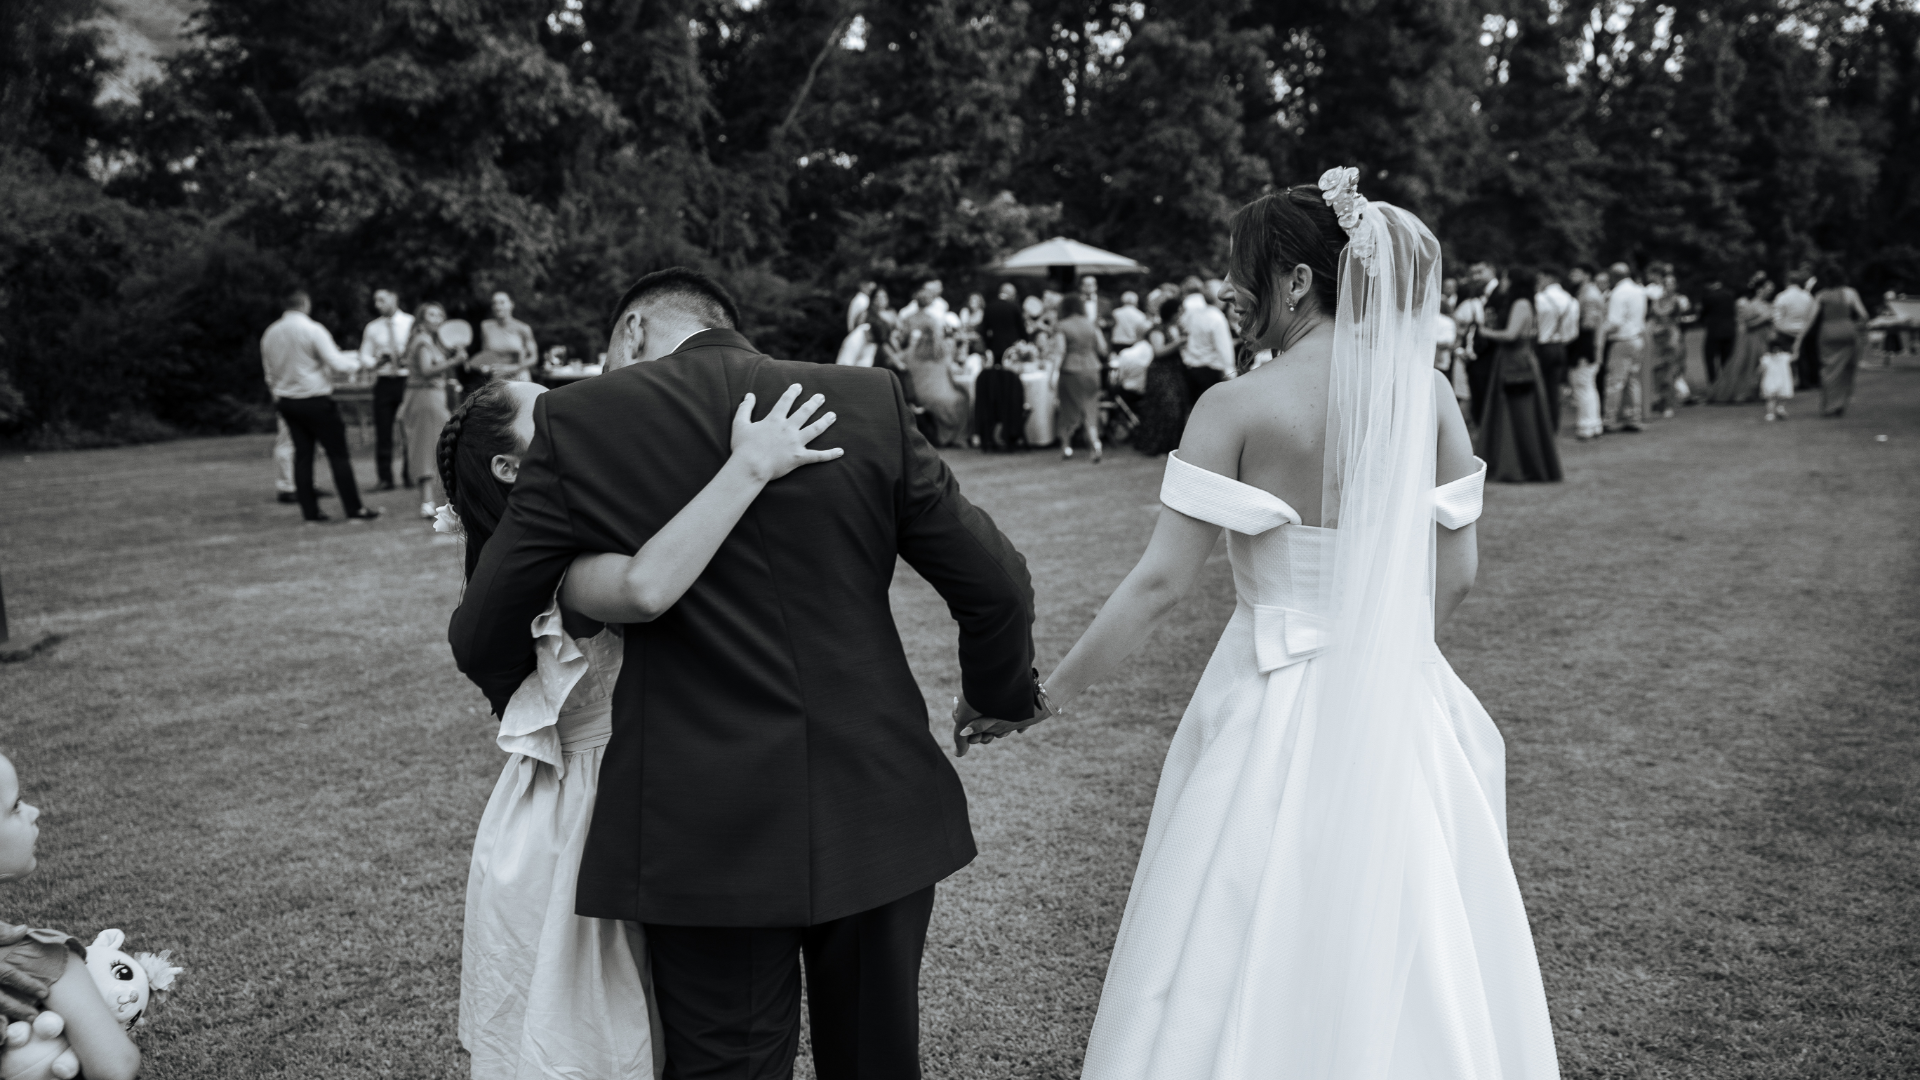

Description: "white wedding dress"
1080 450 1560 1079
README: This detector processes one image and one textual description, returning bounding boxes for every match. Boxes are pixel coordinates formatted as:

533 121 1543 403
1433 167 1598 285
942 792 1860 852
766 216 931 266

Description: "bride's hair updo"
1228 185 1349 341
436 381 521 580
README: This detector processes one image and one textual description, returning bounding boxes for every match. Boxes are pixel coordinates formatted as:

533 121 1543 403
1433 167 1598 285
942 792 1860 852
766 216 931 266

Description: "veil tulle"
1222 201 1454 1074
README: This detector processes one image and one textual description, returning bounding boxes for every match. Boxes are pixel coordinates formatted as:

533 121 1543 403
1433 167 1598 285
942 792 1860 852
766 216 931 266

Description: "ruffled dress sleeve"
0 924 85 1020
1433 457 1487 530
496 591 593 773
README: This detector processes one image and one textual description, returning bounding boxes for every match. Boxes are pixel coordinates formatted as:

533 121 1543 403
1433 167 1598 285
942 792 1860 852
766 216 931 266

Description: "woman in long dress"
1706 277 1775 404
399 301 465 518
1474 269 1564 483
1132 298 1193 455
1054 308 1109 461
1813 266 1870 417
443 380 845 1080
1036 178 1559 1078
900 290 970 446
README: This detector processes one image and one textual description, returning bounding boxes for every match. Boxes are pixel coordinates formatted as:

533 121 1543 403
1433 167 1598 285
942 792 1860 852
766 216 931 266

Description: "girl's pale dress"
460 595 660 1080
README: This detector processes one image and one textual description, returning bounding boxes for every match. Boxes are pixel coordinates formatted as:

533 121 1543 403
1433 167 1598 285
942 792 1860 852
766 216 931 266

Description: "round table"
953 365 1056 448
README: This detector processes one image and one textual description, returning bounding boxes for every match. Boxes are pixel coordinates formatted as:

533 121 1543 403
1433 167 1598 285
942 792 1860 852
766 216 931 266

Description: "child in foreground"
1760 332 1796 421
0 753 140 1080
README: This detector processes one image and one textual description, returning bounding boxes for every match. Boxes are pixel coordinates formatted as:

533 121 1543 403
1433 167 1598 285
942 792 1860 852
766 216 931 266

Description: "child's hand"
731 384 845 484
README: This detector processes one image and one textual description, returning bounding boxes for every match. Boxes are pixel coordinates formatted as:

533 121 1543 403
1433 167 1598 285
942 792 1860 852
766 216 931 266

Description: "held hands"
951 693 1050 758
731 384 844 484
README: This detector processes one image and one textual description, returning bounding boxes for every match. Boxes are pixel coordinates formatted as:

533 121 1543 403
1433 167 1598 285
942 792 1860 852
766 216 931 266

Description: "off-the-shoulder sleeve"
495 590 591 771
1433 457 1487 529
0 925 84 1019
1161 451 1302 534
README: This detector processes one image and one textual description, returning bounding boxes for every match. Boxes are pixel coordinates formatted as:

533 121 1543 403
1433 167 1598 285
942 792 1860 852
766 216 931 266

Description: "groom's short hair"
607 267 740 336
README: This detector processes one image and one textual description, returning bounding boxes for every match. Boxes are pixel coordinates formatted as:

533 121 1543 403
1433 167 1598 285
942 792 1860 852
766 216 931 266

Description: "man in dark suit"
980 281 1029 363
449 267 1041 1078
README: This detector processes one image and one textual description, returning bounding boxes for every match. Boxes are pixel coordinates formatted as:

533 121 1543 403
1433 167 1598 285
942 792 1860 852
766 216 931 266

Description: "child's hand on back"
731 384 844 484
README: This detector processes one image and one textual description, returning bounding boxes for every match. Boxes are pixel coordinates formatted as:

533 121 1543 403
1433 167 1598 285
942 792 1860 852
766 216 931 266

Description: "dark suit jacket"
981 298 1028 358
449 328 1036 927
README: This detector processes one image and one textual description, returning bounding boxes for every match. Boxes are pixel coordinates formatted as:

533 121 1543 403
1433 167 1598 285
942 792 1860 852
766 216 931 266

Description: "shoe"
421 501 436 519
1062 446 1074 460
1765 413 1776 422
1662 409 1676 419
277 492 297 504
1622 424 1644 432
346 508 381 522
1091 446 1104 464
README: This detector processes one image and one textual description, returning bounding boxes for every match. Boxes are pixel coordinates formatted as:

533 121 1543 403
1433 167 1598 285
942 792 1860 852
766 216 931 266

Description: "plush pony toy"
0 930 181 1080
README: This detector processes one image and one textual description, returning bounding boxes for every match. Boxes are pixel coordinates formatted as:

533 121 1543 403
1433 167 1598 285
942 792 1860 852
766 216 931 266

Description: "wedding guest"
862 288 899 369
1646 265 1689 418
846 279 876 332
1055 306 1108 462
1440 276 1460 318
1773 269 1819 389
1453 262 1497 420
1534 267 1580 432
1111 291 1152 347
1131 297 1191 455
1759 331 1797 422
1706 275 1775 404
1568 264 1607 376
1813 264 1870 417
1601 262 1648 433
360 287 415 491
261 290 380 523
981 282 1027 363
958 292 986 358
901 279 949 322
1178 280 1235 403
901 290 968 446
473 291 539 385
1475 268 1563 482
273 417 331 504
400 301 466 519
1699 278 1738 385
1075 275 1112 333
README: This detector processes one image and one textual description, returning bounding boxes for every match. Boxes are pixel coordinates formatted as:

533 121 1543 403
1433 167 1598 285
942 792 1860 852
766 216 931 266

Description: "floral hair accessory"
432 503 465 540
1318 166 1378 272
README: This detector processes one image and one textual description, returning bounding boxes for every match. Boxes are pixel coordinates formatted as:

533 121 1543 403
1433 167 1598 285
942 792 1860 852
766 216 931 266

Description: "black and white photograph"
1 0 1915 1076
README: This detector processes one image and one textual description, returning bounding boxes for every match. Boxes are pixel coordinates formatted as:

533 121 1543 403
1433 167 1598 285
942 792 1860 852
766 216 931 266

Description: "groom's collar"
666 326 755 358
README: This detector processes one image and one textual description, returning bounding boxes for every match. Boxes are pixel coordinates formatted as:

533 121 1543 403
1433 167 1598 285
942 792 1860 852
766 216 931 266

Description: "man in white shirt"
1601 262 1648 432
1534 268 1580 432
1772 269 1819 389
1179 280 1236 402
263 291 379 522
1110 291 1152 348
359 288 415 490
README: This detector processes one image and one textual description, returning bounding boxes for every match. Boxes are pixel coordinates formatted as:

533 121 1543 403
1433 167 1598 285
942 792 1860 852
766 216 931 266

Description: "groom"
448 267 1040 1077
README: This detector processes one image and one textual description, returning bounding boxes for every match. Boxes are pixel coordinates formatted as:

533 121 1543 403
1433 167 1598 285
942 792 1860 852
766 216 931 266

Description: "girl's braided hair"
436 380 522 580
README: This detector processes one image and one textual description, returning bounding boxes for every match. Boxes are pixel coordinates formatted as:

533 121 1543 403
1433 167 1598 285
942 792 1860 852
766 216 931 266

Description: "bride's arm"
1434 369 1479 627
561 385 842 624
1042 391 1240 708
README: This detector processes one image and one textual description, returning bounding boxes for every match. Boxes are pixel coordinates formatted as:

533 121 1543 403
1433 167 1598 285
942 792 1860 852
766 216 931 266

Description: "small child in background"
0 752 140 1080
1760 332 1797 421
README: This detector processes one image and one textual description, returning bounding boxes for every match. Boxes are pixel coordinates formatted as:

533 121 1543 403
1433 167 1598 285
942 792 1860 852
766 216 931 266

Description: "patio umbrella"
988 236 1149 277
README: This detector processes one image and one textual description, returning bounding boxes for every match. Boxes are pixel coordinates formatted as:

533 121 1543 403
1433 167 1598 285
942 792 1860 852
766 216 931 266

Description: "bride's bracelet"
1035 679 1062 720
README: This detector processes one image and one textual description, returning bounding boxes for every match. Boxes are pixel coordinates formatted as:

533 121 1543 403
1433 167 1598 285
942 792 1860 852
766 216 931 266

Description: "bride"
1037 173 1560 1077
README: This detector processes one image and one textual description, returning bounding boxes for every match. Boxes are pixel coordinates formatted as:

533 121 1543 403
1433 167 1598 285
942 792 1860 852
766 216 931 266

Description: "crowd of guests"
834 274 1238 461
263 288 545 523
1433 256 1875 484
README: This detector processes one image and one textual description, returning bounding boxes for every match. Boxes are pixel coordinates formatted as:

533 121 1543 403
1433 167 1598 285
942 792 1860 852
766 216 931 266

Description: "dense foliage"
4 0 1918 443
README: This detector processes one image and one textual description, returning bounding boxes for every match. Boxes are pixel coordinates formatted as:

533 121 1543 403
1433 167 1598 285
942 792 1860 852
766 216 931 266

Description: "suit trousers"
274 396 365 519
1703 333 1736 385
1535 342 1569 433
372 375 409 485
644 885 937 1080
1602 338 1645 430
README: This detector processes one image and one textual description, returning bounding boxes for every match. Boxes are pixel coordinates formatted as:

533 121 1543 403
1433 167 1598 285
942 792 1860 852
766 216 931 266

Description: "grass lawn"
1 365 1915 1078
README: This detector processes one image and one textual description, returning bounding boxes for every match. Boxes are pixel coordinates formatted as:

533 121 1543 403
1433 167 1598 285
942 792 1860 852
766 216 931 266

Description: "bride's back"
1203 339 1335 527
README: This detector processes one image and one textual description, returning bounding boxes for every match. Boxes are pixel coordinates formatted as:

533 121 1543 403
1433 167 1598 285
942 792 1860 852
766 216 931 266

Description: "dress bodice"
495 589 624 773
1159 451 1485 672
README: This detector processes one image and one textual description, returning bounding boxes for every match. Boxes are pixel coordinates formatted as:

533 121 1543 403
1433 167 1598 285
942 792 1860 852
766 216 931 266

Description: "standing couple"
447 174 1562 1079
